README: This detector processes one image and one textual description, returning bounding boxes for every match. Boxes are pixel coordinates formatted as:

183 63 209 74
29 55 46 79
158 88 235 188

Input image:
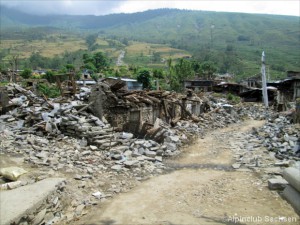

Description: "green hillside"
102 11 300 79
1 7 299 80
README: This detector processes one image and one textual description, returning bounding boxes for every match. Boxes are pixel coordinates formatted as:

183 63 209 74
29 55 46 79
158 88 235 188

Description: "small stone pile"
255 115 300 160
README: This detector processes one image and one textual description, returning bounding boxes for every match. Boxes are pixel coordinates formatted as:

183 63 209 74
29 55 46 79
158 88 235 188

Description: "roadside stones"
111 165 122 171
268 177 289 190
231 163 241 169
2 82 299 224
255 116 299 160
89 145 98 151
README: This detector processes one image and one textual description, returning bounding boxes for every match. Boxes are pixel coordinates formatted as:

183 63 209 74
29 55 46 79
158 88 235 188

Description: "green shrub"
37 84 60 98
20 68 32 79
43 71 56 83
226 93 241 104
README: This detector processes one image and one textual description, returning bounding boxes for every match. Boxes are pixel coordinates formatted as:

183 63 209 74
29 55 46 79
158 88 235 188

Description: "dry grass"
125 41 191 59
1 38 87 58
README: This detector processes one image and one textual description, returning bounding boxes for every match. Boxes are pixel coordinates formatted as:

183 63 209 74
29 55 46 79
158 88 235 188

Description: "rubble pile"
255 116 300 160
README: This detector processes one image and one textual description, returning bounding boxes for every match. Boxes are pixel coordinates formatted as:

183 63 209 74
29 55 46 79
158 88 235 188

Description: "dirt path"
75 120 299 225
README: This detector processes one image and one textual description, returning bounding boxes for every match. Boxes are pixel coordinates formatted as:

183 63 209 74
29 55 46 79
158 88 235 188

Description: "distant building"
76 80 96 86
268 78 300 102
104 77 143 91
241 74 262 88
213 82 250 95
287 71 300 79
215 73 234 81
32 70 46 76
184 79 215 92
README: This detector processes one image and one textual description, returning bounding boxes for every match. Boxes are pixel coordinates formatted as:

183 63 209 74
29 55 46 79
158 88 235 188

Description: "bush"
43 71 56 83
37 84 60 98
20 68 32 79
226 93 241 104
136 69 151 89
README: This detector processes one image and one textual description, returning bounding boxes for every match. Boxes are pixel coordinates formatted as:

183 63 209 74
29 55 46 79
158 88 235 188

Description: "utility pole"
210 24 215 48
261 51 268 108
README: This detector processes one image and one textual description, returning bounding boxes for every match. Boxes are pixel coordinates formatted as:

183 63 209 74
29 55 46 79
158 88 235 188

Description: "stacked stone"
107 135 177 171
27 180 67 225
257 116 300 160
59 113 112 146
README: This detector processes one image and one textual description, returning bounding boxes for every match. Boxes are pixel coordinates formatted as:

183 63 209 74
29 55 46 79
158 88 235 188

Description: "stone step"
0 178 65 225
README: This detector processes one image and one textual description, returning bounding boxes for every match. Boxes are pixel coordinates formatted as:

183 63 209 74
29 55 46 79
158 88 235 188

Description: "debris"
268 177 288 190
0 167 28 181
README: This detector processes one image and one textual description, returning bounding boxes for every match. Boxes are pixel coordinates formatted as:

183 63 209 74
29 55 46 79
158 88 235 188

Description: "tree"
84 62 97 74
65 64 75 72
44 70 56 83
153 68 164 90
20 68 32 79
137 69 151 89
152 51 161 63
93 52 108 72
166 58 173 83
28 52 48 69
86 34 98 50
200 61 217 79
153 68 164 79
82 52 109 73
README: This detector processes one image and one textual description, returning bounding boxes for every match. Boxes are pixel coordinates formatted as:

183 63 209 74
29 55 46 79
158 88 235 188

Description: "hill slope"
1 7 299 79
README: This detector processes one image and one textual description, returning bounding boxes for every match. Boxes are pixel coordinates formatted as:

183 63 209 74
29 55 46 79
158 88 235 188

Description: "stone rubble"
1 83 299 223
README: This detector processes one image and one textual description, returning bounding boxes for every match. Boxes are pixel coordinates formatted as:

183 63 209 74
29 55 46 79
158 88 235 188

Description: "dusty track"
75 120 299 225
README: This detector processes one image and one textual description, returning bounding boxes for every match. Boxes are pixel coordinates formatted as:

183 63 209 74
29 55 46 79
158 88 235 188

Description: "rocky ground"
74 120 300 225
0 84 299 224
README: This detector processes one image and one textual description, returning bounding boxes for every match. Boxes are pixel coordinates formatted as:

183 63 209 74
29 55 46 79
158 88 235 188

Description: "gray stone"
0 178 65 225
232 163 241 169
134 140 145 145
32 208 46 225
120 132 134 139
81 151 91 156
35 151 49 159
274 161 290 167
166 135 180 143
79 138 88 147
111 146 129 152
155 156 163 162
132 150 140 157
94 139 110 145
268 178 288 190
263 167 282 175
124 160 139 167
156 150 164 156
138 147 145 155
145 151 156 158
112 154 122 160
87 167 94 174
111 165 122 171
161 145 167 150
102 142 118 148
166 143 177 152
75 204 85 216
150 147 160 151
89 145 98 151
143 156 156 162
82 174 92 179
143 141 153 148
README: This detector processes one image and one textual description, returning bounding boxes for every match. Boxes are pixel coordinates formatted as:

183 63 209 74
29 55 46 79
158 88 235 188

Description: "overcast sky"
1 0 299 16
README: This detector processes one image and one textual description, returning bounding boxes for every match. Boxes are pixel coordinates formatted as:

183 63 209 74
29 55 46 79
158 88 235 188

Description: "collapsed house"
89 79 202 140
213 82 250 95
183 79 215 92
268 78 300 102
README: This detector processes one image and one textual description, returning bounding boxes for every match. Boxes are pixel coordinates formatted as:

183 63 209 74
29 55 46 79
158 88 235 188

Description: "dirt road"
75 120 299 225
